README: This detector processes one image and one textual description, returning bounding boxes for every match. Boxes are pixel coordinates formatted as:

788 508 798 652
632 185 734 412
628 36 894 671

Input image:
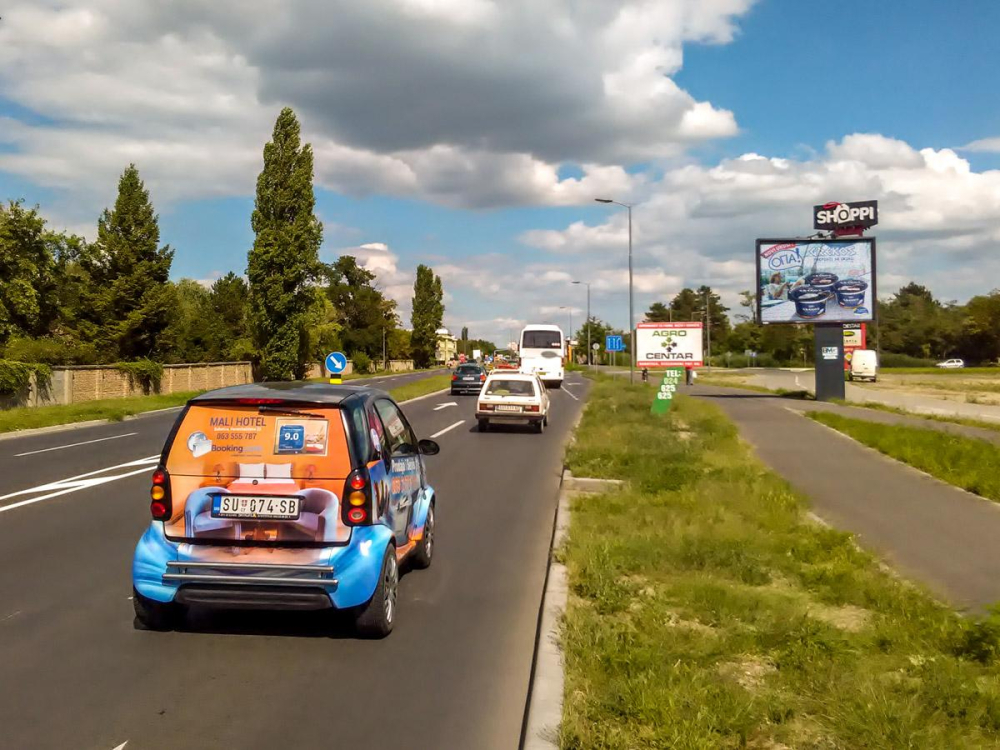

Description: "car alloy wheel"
383 554 398 625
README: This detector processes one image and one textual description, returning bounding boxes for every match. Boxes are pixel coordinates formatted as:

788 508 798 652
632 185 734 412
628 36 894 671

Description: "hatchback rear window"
485 379 535 396
457 364 481 373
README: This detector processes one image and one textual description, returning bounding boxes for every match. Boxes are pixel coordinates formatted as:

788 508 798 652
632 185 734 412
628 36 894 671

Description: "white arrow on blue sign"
325 351 348 375
605 335 625 352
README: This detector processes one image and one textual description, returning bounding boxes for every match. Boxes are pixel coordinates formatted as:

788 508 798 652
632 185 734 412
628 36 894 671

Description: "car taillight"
452 374 458 381
480 373 486 382
526 405 540 412
343 469 374 526
150 466 171 521
479 403 494 411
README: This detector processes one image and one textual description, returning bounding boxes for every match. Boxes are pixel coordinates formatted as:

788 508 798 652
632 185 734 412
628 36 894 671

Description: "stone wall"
0 362 253 410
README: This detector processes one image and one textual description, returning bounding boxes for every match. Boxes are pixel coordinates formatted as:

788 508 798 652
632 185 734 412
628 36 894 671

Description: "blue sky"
2 0 999 343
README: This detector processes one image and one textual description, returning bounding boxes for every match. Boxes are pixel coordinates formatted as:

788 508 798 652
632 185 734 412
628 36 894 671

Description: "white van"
849 349 878 382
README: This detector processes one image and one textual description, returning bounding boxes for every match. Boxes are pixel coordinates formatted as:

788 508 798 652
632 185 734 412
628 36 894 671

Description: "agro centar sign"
636 322 704 367
813 200 878 233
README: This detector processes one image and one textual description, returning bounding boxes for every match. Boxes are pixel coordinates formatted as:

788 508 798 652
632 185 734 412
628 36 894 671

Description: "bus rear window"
522 331 561 348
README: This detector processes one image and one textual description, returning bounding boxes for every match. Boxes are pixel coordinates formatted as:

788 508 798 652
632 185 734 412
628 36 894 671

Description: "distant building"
435 327 458 364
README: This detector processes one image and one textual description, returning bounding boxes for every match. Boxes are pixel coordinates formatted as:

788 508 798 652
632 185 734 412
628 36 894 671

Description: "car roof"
189 381 389 406
485 371 537 380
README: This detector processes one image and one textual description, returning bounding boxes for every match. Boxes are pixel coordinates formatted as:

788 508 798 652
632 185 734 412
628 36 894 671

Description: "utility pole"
573 280 591 366
382 326 387 371
704 290 712 371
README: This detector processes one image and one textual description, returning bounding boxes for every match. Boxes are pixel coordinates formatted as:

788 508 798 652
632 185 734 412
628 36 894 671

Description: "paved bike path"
694 385 1000 612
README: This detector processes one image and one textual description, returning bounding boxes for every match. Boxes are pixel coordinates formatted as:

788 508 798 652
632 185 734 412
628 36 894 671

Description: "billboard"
843 323 867 371
813 200 878 232
636 322 704 367
756 238 876 325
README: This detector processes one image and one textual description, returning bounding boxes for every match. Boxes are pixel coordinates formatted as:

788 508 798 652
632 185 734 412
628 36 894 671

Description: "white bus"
518 324 565 389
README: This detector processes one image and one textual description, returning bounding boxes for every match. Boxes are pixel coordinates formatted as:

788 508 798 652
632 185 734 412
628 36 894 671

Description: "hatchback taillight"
480 373 486 382
479 403 494 411
526 405 540 412
452 374 458 381
342 469 374 526
150 466 171 520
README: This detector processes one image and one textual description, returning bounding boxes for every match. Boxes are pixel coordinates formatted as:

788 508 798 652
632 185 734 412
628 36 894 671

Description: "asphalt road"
0 369 590 750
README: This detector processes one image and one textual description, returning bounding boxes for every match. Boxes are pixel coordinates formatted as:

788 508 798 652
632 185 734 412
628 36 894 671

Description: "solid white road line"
13 432 139 457
0 465 157 514
561 388 580 401
430 420 465 439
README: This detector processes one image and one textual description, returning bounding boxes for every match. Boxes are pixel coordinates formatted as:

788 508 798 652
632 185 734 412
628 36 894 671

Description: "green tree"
961 290 1000 363
247 108 324 380
159 279 220 363
0 201 57 348
411 264 442 368
461 326 469 341
85 165 175 361
324 255 396 359
210 272 253 360
645 302 672 322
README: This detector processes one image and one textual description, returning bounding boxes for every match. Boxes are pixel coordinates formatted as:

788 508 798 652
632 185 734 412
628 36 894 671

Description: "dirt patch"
807 604 871 633
719 655 777 691
664 610 716 636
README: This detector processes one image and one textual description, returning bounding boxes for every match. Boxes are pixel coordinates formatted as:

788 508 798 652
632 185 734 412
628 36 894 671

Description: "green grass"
0 391 201 434
808 411 1000 502
386 374 451 402
881 367 1000 376
830 399 1000 435
561 376 1000 749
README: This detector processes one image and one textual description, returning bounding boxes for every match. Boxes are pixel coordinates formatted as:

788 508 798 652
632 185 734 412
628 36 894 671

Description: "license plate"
497 405 523 413
212 495 301 520
463 376 477 381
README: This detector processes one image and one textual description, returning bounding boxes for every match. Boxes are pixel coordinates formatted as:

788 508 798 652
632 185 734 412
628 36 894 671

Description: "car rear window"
485 379 535 396
457 364 481 373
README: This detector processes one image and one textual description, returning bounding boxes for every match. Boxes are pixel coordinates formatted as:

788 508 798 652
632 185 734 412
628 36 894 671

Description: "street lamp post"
560 306 573 362
595 198 634 384
572 280 591 366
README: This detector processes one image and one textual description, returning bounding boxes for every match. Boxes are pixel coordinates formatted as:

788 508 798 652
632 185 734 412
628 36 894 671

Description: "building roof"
190 381 387 406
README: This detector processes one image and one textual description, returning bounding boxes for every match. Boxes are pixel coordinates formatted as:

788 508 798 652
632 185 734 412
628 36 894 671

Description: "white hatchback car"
936 359 965 369
477 372 550 433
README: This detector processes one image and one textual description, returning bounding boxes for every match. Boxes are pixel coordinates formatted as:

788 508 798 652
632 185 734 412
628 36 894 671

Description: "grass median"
561 377 1000 748
0 391 200 434
809 411 1000 502
387 374 451 402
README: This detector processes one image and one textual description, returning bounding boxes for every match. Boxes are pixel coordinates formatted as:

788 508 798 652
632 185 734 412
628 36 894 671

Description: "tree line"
0 108 450 381
567 282 1000 368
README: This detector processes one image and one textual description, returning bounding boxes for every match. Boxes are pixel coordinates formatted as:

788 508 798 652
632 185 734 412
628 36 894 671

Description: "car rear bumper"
476 411 544 423
132 522 394 609
451 382 484 393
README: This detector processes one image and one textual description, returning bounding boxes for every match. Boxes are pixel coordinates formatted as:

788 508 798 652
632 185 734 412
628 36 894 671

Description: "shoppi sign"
756 238 876 325
842 323 867 371
636 322 704 367
813 200 878 235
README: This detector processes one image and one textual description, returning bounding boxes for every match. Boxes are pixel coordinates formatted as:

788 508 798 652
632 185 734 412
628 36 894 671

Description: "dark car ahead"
451 363 487 395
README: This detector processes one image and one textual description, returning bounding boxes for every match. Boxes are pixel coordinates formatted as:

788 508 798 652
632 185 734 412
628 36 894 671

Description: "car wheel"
410 502 435 570
133 587 180 631
355 546 398 639
535 419 545 434
478 419 489 432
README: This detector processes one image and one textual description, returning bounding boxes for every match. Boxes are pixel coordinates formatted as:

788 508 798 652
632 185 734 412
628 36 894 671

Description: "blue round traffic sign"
325 351 348 375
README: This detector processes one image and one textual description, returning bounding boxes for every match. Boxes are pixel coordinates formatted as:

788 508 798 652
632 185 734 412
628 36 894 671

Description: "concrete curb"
523 470 624 749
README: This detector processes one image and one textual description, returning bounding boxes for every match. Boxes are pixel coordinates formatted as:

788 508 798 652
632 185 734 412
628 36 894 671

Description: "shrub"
3 336 100 365
114 360 164 394
880 352 936 368
0 360 52 396
350 351 372 375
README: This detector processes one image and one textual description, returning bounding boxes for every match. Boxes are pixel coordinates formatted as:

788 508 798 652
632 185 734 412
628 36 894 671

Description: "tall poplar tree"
247 108 323 380
87 165 174 360
411 264 443 368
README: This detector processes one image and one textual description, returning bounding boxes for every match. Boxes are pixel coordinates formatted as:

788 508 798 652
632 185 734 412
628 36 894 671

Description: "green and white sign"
651 367 684 415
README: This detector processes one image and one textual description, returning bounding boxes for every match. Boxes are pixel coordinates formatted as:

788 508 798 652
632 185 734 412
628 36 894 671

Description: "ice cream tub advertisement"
756 238 876 325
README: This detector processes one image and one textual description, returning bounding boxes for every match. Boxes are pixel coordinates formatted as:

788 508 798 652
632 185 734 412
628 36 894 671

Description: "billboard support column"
814 325 846 401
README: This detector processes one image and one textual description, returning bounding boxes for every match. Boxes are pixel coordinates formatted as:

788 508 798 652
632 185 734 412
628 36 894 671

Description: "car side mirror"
418 439 440 456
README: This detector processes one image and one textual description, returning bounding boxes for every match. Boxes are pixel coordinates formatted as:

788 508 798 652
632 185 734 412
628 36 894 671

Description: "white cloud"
0 0 751 212
962 137 1000 153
